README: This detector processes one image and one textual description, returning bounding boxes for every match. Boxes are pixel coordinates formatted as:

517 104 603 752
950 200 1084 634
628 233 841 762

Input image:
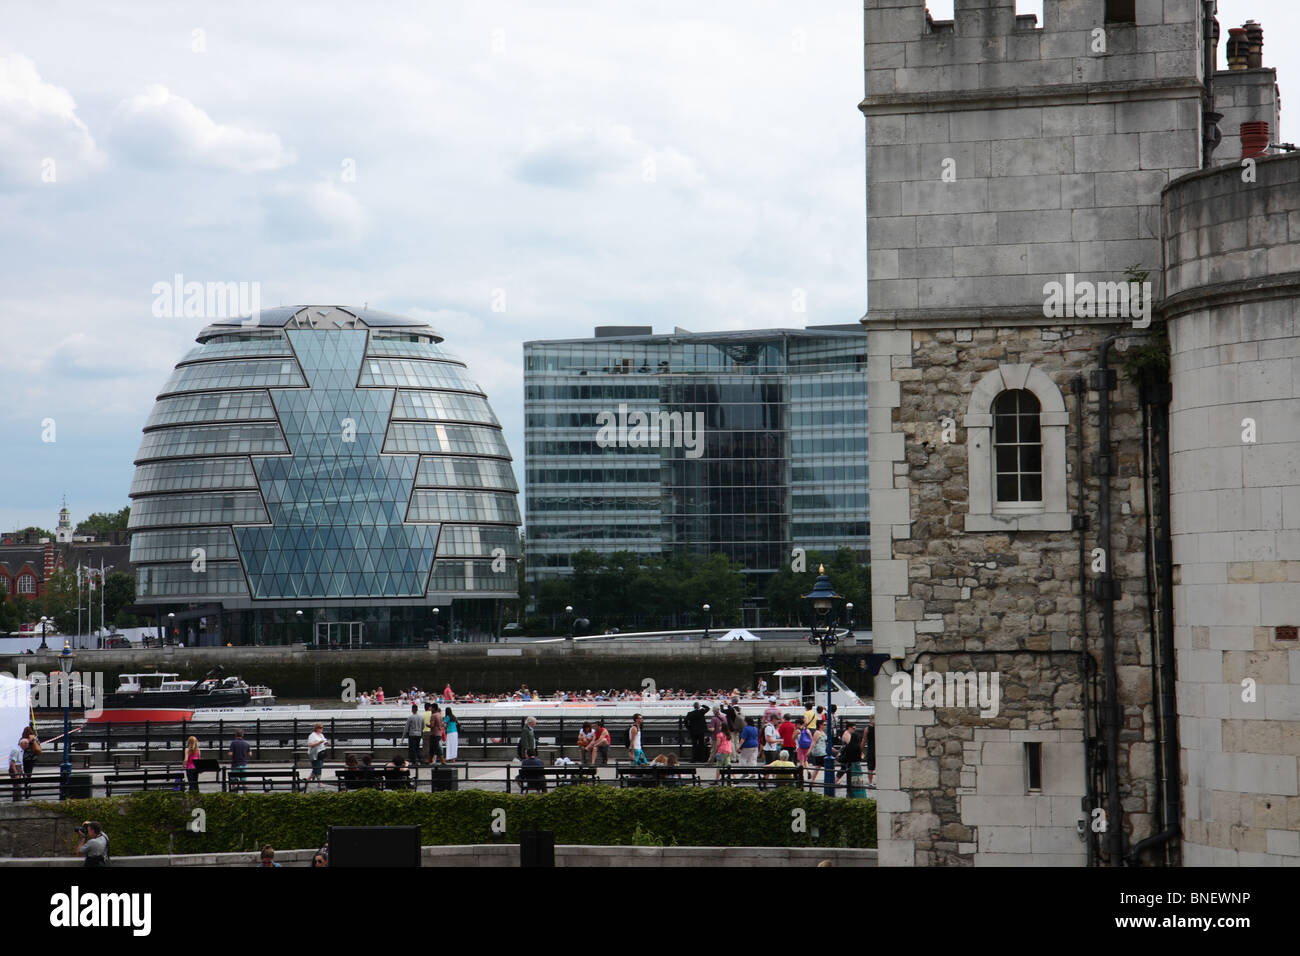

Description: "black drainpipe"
1092 335 1125 866
1139 387 1165 843
1128 378 1181 865
1072 374 1099 867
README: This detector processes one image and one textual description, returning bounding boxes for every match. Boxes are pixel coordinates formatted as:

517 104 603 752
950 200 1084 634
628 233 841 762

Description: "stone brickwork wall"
1163 154 1300 865
863 0 1206 866
870 322 1158 865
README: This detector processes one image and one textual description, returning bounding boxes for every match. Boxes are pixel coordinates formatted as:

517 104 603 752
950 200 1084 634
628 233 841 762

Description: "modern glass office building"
128 305 520 645
524 326 867 617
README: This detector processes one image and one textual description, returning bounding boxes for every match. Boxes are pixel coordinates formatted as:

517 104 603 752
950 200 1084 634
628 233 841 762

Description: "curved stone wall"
1162 154 1300 865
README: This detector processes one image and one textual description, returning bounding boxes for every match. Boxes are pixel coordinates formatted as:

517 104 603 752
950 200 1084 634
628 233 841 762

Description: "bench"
1 775 72 801
512 764 599 793
334 768 413 791
614 764 701 788
104 768 188 796
718 765 804 789
223 768 303 793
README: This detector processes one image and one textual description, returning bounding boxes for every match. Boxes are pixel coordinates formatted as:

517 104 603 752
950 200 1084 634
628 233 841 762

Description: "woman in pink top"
184 736 201 792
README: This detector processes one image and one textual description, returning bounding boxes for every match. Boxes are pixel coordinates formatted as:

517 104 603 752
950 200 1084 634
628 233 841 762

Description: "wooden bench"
223 768 303 793
718 764 804 789
334 768 412 791
104 768 187 796
512 764 599 793
614 764 701 788
1 775 71 801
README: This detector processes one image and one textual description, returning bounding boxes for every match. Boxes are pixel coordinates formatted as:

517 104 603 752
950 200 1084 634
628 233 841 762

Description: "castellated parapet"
864 0 1202 323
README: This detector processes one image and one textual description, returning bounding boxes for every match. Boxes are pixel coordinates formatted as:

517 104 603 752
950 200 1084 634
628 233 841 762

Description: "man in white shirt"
306 723 329 787
762 717 782 766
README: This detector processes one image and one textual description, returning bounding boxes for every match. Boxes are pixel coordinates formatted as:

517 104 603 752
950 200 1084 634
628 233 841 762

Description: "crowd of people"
357 682 783 706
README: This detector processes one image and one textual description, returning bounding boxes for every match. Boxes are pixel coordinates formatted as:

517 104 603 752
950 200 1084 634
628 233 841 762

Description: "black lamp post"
59 640 74 798
702 603 711 641
802 565 843 797
295 609 303 644
565 605 575 640
167 612 176 645
432 606 440 643
38 615 50 651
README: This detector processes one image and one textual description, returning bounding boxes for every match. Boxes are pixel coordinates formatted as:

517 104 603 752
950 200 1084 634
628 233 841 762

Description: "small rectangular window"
1025 743 1043 792
1105 0 1136 23
926 0 954 20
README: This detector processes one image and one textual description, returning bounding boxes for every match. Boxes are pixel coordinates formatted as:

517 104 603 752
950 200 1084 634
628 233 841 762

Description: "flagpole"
76 564 82 649
100 559 105 644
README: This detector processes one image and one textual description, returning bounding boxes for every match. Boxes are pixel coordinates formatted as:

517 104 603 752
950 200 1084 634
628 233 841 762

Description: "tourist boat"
165 666 873 724
87 671 276 723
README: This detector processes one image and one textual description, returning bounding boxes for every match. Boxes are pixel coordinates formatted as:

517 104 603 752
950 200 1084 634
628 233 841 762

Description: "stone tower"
862 0 1204 865
55 499 73 544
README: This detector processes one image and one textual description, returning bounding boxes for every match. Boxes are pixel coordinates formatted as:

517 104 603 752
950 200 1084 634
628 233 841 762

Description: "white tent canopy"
715 628 761 642
0 674 32 755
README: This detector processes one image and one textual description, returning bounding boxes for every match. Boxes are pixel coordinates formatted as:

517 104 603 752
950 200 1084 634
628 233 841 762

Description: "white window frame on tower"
964 364 1071 533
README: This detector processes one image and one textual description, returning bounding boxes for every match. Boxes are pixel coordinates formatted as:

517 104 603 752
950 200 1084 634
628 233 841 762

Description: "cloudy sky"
1 1 1295 534
0 0 866 533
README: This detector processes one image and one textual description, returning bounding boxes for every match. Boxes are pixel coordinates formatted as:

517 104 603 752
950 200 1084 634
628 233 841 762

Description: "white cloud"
261 179 367 242
515 123 704 190
0 54 102 189
110 84 296 173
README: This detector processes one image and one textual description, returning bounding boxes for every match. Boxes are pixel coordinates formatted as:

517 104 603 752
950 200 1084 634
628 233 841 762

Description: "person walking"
836 727 865 798
306 723 329 788
406 705 424 765
628 713 647 765
761 715 782 765
809 717 828 769
444 707 460 762
738 716 760 766
685 703 709 763
519 716 537 761
429 706 446 764
795 721 813 767
229 728 251 793
713 727 732 770
184 736 201 792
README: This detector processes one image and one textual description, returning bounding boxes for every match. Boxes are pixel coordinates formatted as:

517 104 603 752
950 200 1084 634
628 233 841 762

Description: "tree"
764 547 870 627
39 569 79 635
76 507 130 535
103 571 137 626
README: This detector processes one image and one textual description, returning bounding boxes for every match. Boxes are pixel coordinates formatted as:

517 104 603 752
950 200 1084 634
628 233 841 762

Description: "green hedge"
49 788 875 856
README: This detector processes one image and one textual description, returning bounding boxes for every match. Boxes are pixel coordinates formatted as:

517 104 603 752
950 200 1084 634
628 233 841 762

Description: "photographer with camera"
76 821 109 867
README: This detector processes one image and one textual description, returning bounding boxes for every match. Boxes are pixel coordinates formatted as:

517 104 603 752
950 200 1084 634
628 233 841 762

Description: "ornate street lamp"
59 640 75 798
432 606 440 643
802 565 843 797
702 603 712 641
565 605 575 641
38 615 50 652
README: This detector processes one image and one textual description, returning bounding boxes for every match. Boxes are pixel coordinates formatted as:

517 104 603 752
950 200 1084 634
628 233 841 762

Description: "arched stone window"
964 364 1070 532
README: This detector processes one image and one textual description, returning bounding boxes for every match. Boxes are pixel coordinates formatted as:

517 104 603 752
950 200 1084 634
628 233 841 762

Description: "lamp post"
295 609 303 645
38 615 50 652
167 612 175 646
565 605 575 641
59 640 74 798
845 602 855 640
432 606 440 643
802 565 843 797
702 603 712 641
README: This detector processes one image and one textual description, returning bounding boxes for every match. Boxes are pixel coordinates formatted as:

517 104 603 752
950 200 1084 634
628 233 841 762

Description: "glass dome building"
128 306 520 646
